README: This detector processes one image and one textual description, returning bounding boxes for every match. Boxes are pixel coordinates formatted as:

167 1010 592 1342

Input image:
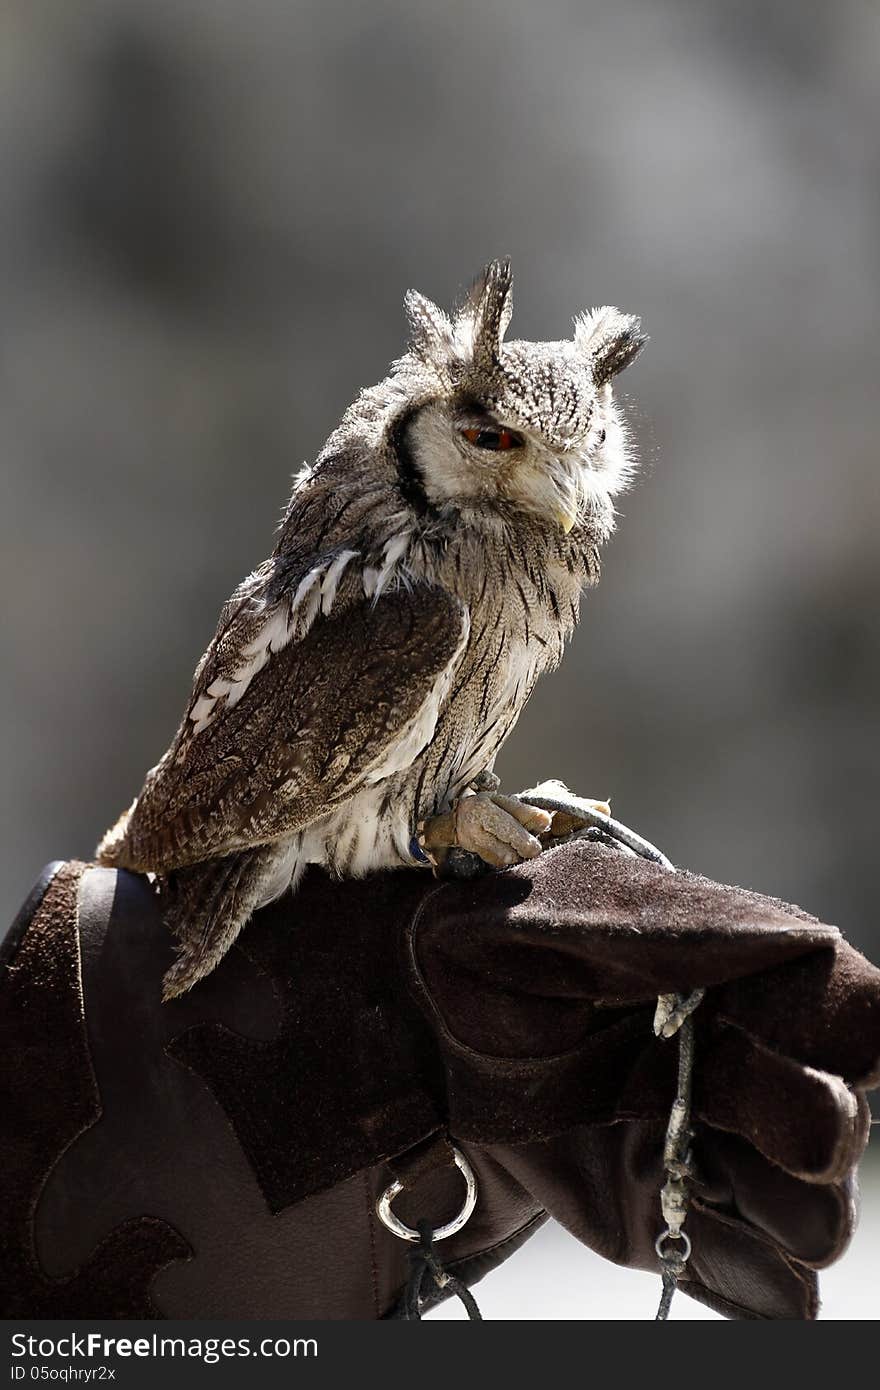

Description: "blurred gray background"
2 0 878 1321
3 0 878 951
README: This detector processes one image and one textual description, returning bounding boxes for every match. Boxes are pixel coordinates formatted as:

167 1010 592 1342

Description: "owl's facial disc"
403 399 611 533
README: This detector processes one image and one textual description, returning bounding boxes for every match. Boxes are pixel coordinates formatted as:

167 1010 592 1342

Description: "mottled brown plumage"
97 260 646 997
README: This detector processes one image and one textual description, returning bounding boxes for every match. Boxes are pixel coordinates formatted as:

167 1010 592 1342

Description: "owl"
97 260 645 997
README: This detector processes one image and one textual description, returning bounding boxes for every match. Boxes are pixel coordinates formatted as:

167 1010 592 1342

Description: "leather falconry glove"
406 837 880 1318
2 841 878 1319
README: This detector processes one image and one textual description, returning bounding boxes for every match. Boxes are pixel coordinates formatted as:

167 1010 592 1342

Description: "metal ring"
376 1147 478 1244
655 1228 692 1264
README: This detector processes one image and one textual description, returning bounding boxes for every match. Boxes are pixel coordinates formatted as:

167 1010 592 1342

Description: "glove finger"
614 1011 867 1184
486 1122 821 1320
694 1023 870 1183
683 1203 819 1320
614 1019 869 1182
713 940 880 1090
694 1129 858 1269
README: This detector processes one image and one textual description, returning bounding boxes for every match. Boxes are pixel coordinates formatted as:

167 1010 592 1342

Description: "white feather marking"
372 532 412 601
222 676 256 710
299 582 323 633
186 542 408 738
262 608 292 654
320 549 358 614
187 575 310 733
189 694 217 733
290 566 324 631
187 555 344 734
207 605 294 715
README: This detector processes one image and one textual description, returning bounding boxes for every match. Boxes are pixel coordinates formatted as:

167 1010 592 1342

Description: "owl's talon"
419 791 550 870
489 792 554 837
544 800 611 838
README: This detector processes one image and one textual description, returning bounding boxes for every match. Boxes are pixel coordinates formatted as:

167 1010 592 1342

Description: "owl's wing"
109 584 469 871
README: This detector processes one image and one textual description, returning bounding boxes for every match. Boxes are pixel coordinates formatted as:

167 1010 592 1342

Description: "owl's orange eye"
460 426 522 451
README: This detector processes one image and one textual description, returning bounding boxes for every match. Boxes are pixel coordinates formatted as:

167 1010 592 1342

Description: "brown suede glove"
3 845 878 1319
405 839 880 1318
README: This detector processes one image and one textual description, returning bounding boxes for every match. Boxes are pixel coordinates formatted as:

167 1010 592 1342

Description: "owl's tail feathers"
159 846 281 1001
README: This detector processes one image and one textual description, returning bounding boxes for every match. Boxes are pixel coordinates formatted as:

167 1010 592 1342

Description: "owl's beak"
555 504 577 534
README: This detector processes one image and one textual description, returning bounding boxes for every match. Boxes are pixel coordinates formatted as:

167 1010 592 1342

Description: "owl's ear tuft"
574 307 646 385
456 258 514 369
404 289 455 367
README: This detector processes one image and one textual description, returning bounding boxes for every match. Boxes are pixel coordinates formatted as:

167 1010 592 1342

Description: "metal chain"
652 987 704 1319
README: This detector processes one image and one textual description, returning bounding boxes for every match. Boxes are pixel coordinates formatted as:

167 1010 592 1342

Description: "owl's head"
393 259 645 535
